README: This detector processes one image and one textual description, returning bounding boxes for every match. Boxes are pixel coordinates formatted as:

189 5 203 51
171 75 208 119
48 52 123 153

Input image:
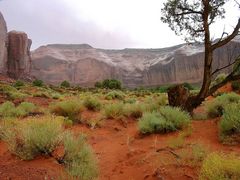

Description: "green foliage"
123 103 144 119
50 100 83 123
232 81 240 91
211 73 227 87
13 80 25 88
104 103 124 119
95 79 122 89
94 81 102 88
138 107 190 134
32 79 44 87
83 97 101 111
199 152 240 180
60 80 70 88
159 106 191 129
105 90 125 100
205 93 240 118
0 101 36 118
62 132 98 180
161 0 226 41
1 116 63 160
220 103 240 140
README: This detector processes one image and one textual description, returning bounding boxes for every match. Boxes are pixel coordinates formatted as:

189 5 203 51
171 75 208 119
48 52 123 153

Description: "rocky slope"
0 11 32 79
31 40 240 88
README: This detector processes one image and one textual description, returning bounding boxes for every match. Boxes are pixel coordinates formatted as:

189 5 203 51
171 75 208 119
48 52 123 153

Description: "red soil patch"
0 115 239 179
25 97 54 107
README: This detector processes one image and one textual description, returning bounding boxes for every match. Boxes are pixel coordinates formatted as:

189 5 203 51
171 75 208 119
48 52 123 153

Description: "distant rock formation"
0 12 8 74
0 12 32 80
31 40 240 88
7 31 32 79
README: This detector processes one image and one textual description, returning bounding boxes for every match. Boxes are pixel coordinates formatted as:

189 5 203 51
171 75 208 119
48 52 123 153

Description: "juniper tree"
161 0 240 111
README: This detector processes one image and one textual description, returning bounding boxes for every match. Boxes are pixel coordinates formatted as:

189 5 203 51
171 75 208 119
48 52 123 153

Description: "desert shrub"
183 82 195 90
83 97 101 111
219 103 240 141
211 73 227 87
32 79 44 87
13 80 25 88
0 101 16 117
62 132 98 180
159 106 191 129
138 107 190 134
232 81 240 91
205 92 240 118
199 152 240 180
123 103 144 118
105 90 125 100
8 91 27 100
104 103 124 119
50 100 83 123
124 98 136 104
60 80 70 88
102 79 121 89
1 116 63 160
0 101 36 118
94 81 102 88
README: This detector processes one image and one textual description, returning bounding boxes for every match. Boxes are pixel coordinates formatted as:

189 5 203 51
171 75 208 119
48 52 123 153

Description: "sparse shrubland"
138 106 190 134
104 102 124 119
1 116 63 160
123 103 144 118
219 103 240 143
105 90 125 100
50 99 83 123
199 152 240 180
62 132 98 180
83 97 101 111
0 101 36 118
205 92 240 118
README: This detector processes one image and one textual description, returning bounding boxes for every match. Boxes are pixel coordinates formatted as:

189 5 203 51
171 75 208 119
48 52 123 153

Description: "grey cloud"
0 0 140 49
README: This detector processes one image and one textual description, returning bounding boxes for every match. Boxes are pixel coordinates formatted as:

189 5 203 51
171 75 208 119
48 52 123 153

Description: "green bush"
1 116 63 160
138 106 190 134
220 103 240 140
32 79 44 87
94 81 102 88
159 106 191 129
232 81 240 91
199 152 240 180
123 103 144 118
211 73 227 87
62 132 98 180
105 91 125 100
13 80 25 88
205 92 240 118
60 80 70 88
0 101 36 118
50 100 83 123
83 97 101 111
102 79 121 89
104 103 124 119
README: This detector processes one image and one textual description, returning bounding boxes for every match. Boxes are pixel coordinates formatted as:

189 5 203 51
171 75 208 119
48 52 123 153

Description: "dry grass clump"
199 152 240 180
50 99 83 123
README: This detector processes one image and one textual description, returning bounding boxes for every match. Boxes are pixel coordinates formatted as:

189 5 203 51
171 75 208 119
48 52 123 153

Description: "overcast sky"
0 0 239 50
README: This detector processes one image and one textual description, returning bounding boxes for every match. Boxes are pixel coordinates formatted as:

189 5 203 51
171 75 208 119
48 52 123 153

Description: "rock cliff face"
31 40 240 88
7 31 32 79
0 12 32 79
0 12 8 74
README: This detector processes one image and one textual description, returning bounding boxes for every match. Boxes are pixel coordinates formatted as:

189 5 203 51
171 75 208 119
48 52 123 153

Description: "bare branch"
212 18 240 50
